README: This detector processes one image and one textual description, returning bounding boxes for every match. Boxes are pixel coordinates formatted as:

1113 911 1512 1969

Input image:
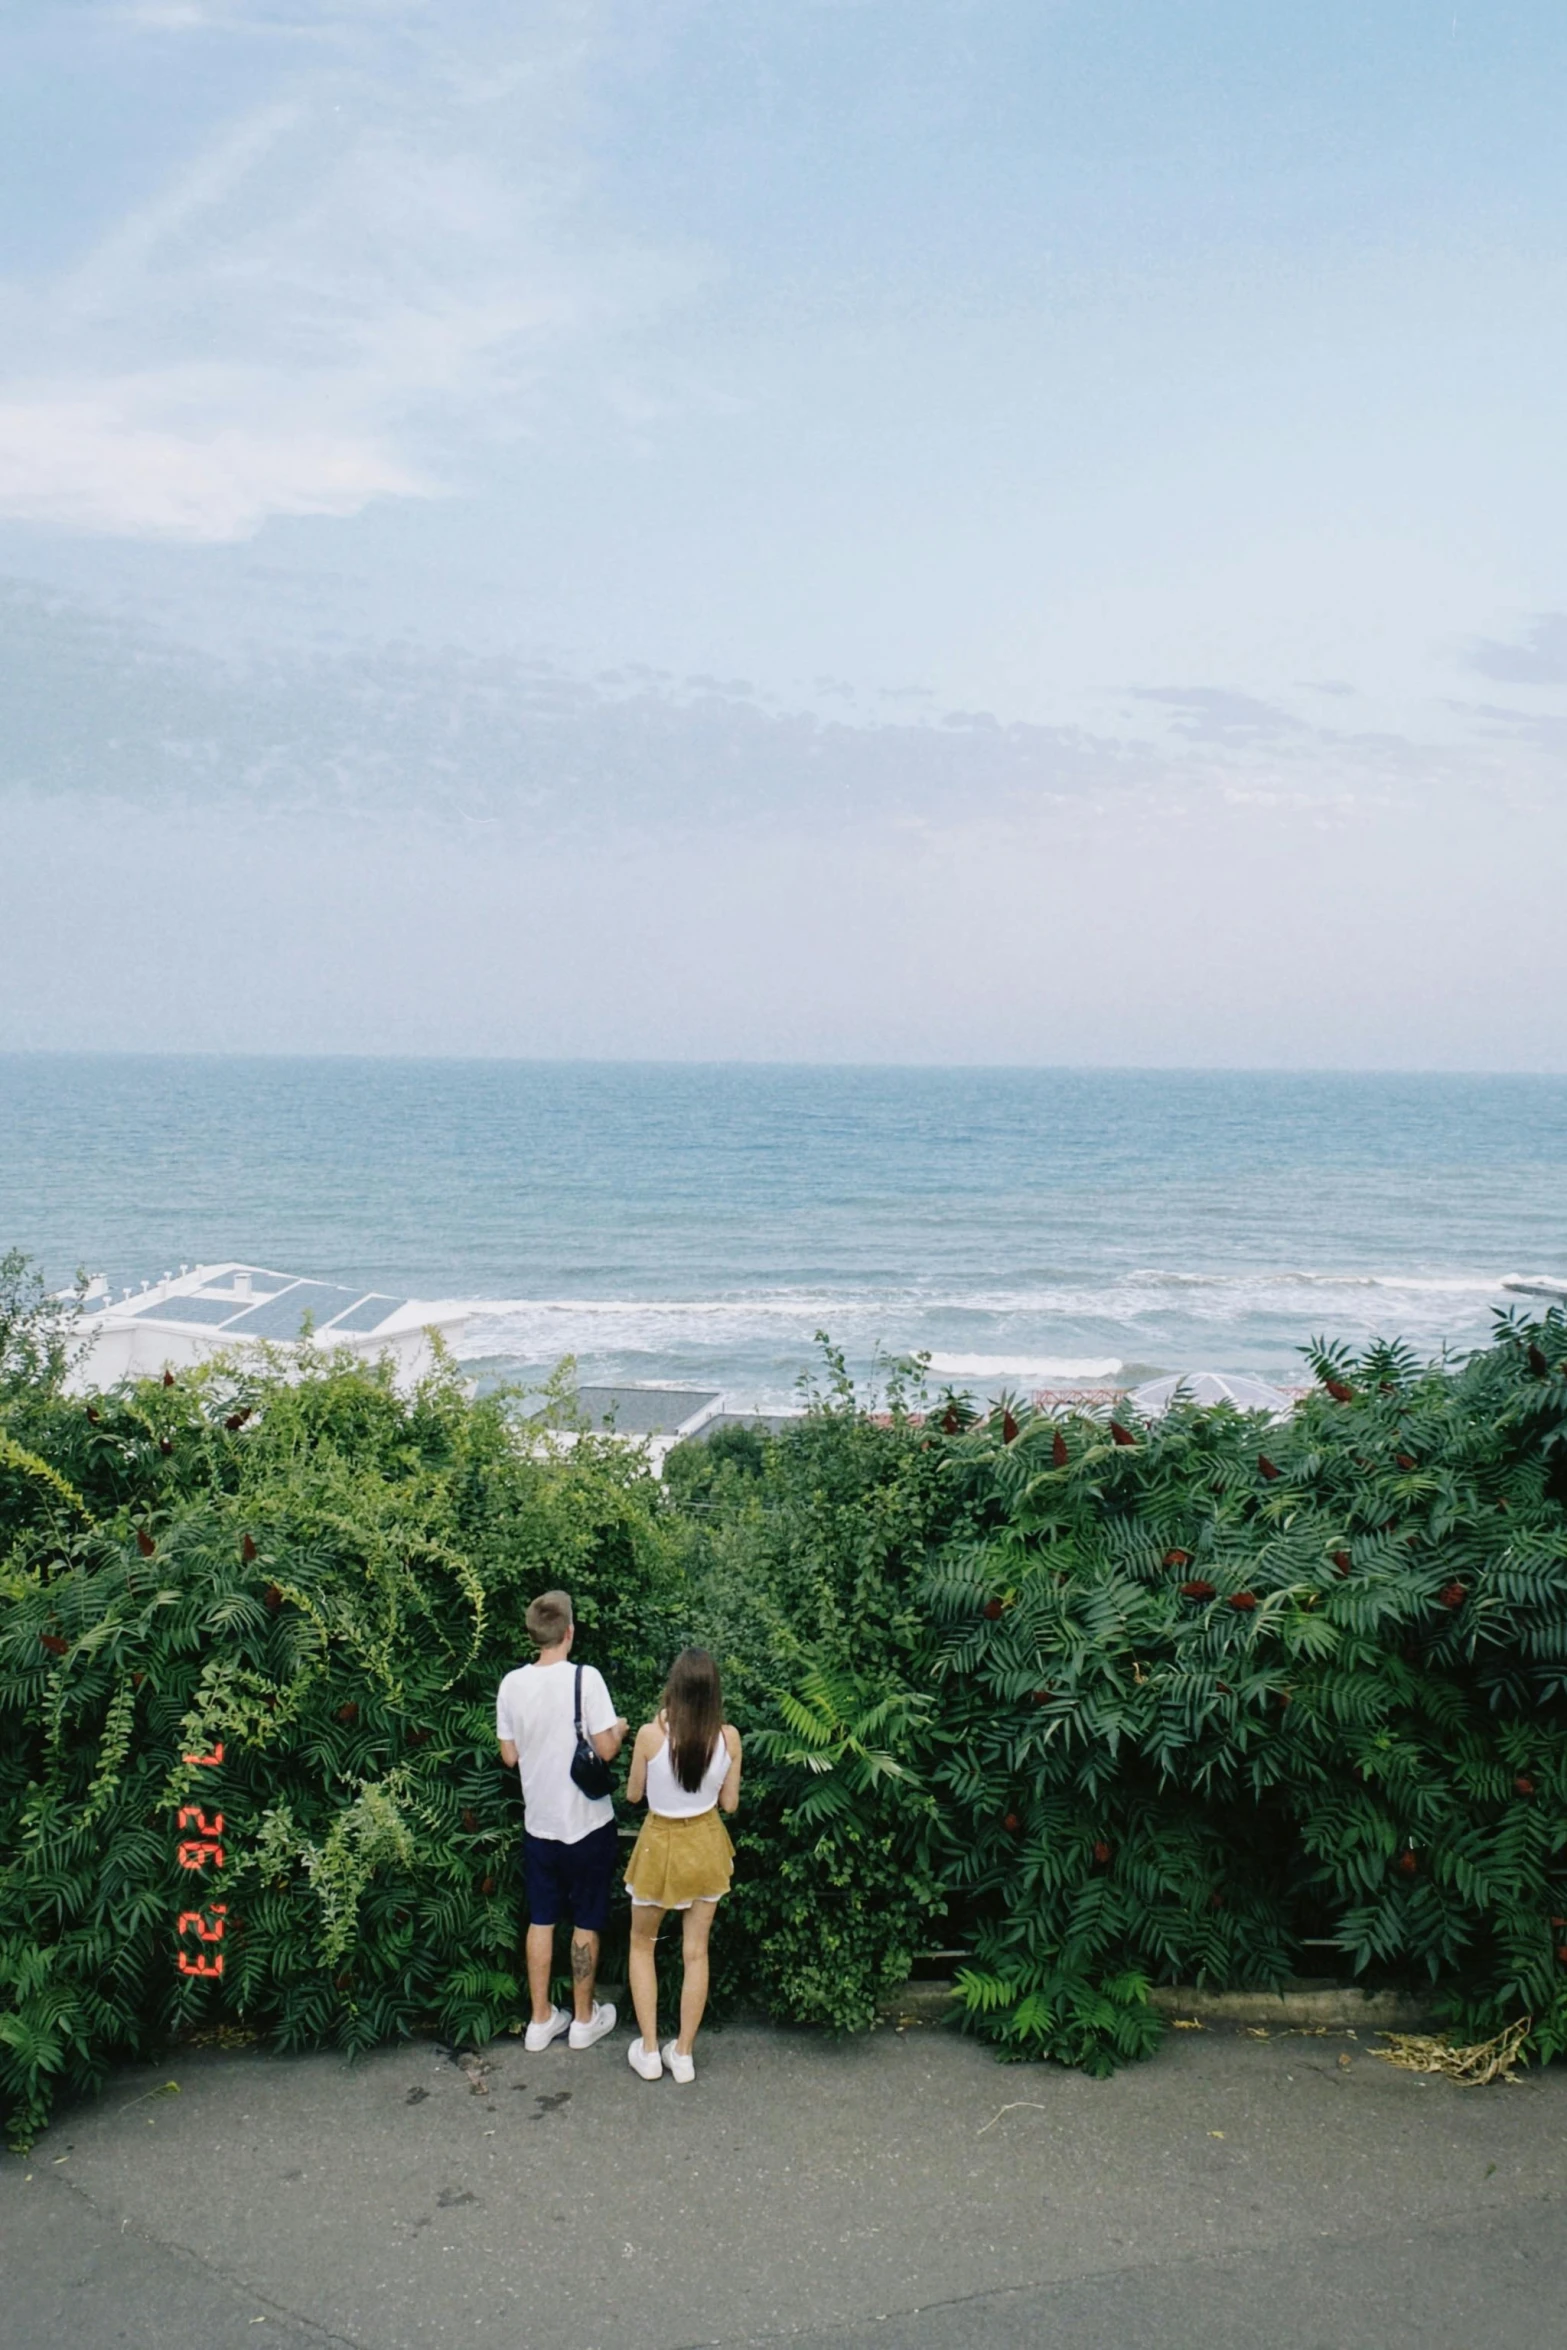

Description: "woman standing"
623 1648 742 2082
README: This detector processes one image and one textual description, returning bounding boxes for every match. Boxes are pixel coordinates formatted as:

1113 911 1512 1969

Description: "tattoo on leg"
571 1936 594 1981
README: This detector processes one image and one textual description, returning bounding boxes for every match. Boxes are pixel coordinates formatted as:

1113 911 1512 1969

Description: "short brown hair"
525 1590 574 1650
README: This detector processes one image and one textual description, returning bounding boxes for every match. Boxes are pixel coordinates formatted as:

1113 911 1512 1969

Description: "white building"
525 1386 807 1473
62 1263 466 1391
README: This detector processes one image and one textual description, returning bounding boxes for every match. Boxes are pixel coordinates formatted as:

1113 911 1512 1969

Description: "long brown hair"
663 1648 723 1793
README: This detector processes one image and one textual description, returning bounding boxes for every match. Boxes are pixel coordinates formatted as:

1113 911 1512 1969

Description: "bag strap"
574 1663 585 1741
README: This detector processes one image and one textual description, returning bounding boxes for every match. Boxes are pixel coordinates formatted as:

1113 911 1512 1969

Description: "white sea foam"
457 1270 1511 1352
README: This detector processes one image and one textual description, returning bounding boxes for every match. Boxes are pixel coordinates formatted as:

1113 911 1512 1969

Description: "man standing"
496 1590 628 2051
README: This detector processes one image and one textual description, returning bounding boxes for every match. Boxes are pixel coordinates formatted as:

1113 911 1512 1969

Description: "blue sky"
2 2 1565 1063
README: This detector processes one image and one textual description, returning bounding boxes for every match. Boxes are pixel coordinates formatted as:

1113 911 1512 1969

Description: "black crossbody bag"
568 1664 616 1800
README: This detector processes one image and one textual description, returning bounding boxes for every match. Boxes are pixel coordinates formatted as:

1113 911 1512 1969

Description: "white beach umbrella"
1126 1371 1292 1420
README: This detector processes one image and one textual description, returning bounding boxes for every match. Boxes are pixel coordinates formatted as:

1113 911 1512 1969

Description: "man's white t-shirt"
495 1660 617 1845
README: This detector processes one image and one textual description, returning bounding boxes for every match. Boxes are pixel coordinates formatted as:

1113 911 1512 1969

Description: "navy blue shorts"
521 1819 619 1933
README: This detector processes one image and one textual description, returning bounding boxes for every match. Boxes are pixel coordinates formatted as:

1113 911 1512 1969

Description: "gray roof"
535 1385 722 1436
1125 1371 1291 1419
689 1411 804 1442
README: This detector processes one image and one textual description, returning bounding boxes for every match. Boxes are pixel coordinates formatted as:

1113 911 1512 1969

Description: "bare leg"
629 1904 664 2049
677 1900 717 2055
525 1922 556 2023
570 1927 600 2023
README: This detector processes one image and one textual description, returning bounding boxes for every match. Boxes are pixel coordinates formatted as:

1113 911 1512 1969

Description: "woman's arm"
717 1724 742 1815
624 1721 658 1806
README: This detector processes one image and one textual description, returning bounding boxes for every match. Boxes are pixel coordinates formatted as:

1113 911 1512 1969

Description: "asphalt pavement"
4 2011 1564 2350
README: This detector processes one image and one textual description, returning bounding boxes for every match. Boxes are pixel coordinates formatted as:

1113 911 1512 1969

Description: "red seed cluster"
1228 1592 1258 1612
1438 1581 1467 1609
1180 1579 1216 1601
1052 1430 1069 1468
1258 1455 1280 1480
1163 1548 1191 1567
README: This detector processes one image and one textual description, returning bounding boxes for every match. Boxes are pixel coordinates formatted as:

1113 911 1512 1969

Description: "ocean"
2 1057 1563 1410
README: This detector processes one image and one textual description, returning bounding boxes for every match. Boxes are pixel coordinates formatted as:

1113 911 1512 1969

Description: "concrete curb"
881 1977 1438 2032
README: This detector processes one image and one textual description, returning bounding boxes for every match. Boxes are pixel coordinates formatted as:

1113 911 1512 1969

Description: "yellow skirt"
625 1808 735 1908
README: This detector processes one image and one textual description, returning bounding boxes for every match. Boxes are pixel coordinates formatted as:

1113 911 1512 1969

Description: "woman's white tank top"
646 1725 729 1817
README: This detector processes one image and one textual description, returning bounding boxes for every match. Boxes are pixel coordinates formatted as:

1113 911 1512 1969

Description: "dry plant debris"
1371 2018 1531 2086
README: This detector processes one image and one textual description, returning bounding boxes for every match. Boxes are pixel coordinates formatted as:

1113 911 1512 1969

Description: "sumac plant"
926 1313 1567 2074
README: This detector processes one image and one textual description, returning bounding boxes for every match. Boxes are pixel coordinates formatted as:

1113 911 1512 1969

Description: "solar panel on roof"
222 1281 361 1340
321 1294 406 1334
129 1294 243 1327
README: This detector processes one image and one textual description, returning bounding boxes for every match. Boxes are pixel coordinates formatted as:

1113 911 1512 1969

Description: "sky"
2 0 1565 1065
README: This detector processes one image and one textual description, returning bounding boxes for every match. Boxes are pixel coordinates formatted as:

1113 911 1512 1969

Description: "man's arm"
498 1737 518 1767
590 1717 629 1763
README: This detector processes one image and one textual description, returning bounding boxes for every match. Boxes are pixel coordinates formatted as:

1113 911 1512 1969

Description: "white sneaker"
569 2001 616 2050
523 2005 571 2053
661 2039 695 2084
627 2036 663 2081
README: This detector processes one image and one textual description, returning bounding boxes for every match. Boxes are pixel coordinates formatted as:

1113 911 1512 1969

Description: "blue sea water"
1 1057 1563 1409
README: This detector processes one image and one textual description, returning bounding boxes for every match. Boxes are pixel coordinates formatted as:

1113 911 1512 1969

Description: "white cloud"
0 9 701 539
0 384 428 540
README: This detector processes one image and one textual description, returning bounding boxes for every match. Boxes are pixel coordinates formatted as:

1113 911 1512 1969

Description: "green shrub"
4 1276 1566 2147
0 1345 680 2149
666 1352 956 2031
929 1316 1567 2074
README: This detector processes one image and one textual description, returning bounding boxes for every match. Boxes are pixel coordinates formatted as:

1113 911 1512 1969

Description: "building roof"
690 1410 805 1442
90 1263 411 1340
533 1385 723 1438
1124 1371 1292 1419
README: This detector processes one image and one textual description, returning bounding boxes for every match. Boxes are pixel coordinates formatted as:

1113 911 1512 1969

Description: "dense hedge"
926 1322 1567 2070
3 1247 1566 2146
